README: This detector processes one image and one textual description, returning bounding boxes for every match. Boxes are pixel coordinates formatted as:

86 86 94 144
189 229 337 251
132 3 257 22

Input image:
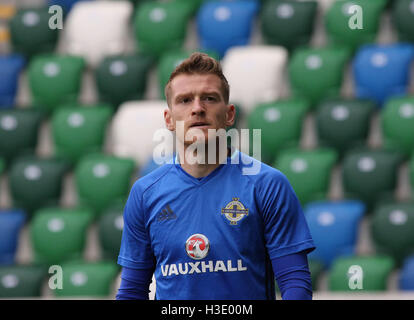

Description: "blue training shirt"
118 150 315 300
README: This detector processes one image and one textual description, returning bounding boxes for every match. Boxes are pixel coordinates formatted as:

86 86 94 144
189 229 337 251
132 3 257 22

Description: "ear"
225 104 236 127
164 108 175 131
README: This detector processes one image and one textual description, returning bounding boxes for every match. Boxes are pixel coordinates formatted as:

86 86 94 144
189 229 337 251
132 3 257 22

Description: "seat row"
6 0 414 61
2 42 414 116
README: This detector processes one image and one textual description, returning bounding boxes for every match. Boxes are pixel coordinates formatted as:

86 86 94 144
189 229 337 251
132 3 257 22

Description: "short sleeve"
117 183 155 269
259 170 315 260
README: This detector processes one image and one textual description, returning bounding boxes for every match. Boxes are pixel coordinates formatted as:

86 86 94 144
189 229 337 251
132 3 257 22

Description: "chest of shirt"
144 182 266 265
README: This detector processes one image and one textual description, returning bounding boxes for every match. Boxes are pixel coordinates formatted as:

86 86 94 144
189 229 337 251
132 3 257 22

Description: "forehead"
169 73 223 98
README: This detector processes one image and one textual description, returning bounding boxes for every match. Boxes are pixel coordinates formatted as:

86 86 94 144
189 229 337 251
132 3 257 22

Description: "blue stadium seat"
0 210 26 265
48 0 93 14
352 43 414 106
399 255 414 290
196 0 259 57
0 54 25 108
304 200 365 269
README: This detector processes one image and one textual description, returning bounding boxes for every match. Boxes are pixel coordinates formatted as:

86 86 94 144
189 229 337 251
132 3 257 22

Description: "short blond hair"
164 52 230 106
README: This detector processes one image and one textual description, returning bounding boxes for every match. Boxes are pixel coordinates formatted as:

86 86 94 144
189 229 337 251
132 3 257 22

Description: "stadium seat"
48 0 92 14
0 210 26 265
9 7 59 58
111 100 170 167
399 255 414 290
0 158 4 175
260 0 317 51
0 264 46 297
392 0 414 43
51 104 112 164
95 53 154 108
371 202 414 265
98 206 124 261
157 49 220 100
304 200 365 268
74 154 135 216
55 261 119 297
222 46 288 113
328 255 395 291
0 108 44 165
197 0 259 57
341 148 403 211
64 1 134 67
247 98 310 165
324 0 387 51
0 54 25 108
28 55 85 114
288 46 350 107
315 98 375 157
30 207 94 265
273 148 338 205
381 96 414 157
133 0 194 58
352 43 414 106
8 156 69 214
309 259 324 291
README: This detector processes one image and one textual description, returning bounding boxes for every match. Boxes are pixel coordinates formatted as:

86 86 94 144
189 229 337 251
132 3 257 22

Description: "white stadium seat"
110 100 171 167
64 1 133 67
221 45 288 114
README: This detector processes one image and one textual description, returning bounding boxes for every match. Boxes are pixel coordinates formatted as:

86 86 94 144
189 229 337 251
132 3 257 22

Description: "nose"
191 97 206 116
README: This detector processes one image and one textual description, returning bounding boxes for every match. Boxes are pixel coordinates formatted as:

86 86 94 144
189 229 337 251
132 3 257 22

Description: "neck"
177 142 230 178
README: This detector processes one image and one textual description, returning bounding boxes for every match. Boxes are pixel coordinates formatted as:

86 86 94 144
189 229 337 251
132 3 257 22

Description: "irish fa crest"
221 198 249 225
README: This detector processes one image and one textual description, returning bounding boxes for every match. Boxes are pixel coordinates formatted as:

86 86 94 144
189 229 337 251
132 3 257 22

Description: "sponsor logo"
160 259 248 277
185 234 210 260
221 198 249 225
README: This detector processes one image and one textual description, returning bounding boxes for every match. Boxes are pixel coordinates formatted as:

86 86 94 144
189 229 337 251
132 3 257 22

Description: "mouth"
189 122 210 128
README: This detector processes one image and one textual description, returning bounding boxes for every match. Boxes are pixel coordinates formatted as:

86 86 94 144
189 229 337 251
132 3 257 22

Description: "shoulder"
235 151 289 187
130 163 175 196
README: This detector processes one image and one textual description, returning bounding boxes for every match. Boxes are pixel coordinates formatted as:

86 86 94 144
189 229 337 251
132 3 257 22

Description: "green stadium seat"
341 148 403 211
133 1 194 58
74 154 135 216
98 206 124 261
371 202 414 265
95 53 154 108
55 261 119 297
273 148 338 205
309 259 324 291
0 109 44 165
9 7 59 58
51 104 113 164
28 55 85 114
315 98 375 157
30 207 94 265
0 264 46 298
328 255 394 291
157 49 220 99
325 0 387 51
247 98 310 165
288 46 350 107
381 96 414 157
392 0 414 43
9 156 69 215
260 0 317 51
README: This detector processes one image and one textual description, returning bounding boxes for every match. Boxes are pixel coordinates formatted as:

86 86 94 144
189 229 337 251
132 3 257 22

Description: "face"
164 73 235 146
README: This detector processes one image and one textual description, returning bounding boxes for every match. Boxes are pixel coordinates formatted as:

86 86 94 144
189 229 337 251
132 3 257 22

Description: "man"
116 52 315 300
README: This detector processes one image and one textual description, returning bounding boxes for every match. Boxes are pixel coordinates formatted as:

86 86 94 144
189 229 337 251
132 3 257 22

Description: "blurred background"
1 0 414 299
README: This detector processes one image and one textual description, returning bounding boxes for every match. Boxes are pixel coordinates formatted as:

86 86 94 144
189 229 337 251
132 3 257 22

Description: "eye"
180 97 191 104
204 95 217 102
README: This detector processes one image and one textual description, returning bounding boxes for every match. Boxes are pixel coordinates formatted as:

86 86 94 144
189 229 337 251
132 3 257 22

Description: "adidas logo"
157 204 177 222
